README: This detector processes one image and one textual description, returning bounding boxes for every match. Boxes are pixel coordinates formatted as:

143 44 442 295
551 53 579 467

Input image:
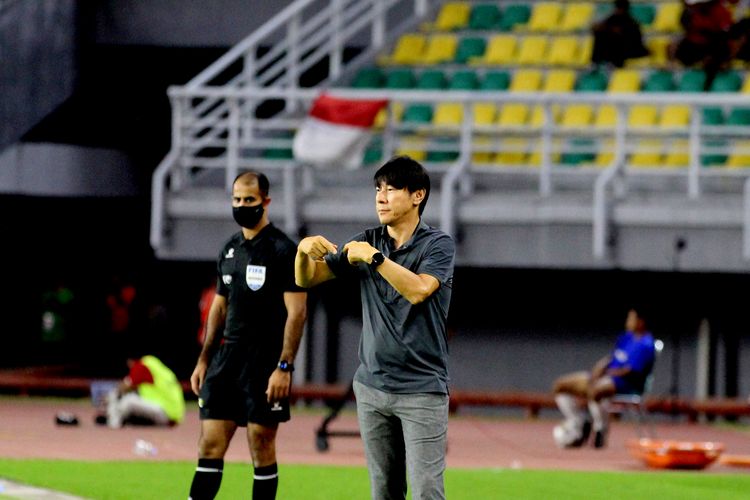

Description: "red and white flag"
293 93 388 169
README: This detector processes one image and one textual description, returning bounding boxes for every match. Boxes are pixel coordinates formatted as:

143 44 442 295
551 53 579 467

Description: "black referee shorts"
198 341 291 426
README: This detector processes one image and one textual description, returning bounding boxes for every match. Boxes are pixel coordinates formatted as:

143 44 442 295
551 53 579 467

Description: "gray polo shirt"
325 220 455 394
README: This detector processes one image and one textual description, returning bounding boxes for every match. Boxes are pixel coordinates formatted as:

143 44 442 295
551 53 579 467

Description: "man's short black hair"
615 0 630 11
233 171 270 198
373 155 431 215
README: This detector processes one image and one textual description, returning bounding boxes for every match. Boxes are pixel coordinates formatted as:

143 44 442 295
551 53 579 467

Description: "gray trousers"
353 380 448 500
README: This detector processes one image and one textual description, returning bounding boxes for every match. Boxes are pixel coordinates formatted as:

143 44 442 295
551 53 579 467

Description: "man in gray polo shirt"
295 156 455 500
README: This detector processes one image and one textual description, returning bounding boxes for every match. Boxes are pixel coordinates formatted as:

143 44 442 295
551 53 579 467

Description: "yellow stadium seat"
558 2 595 32
650 2 683 33
543 69 576 92
659 105 690 128
421 34 458 64
433 103 463 127
594 138 616 167
546 36 579 66
379 34 426 65
495 137 531 164
396 135 427 161
630 138 663 167
663 139 689 167
629 105 658 127
560 104 594 127
742 75 750 93
607 69 641 92
472 103 497 126
646 36 671 68
497 103 531 126
471 34 517 65
575 36 594 67
727 140 750 167
509 69 543 91
374 102 404 128
516 35 549 65
526 2 563 32
594 105 618 128
429 2 471 31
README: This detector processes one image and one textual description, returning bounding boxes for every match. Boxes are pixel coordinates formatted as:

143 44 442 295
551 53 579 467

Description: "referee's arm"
190 294 227 395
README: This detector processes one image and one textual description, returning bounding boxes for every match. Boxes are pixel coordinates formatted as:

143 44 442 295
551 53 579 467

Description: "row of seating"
377 31 685 68
425 1 694 34
354 67 750 94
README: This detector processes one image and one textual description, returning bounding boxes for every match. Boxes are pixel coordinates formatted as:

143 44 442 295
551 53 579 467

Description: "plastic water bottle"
133 439 158 457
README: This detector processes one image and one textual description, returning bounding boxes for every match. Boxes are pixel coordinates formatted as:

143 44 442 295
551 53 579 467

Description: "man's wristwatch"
277 360 294 372
370 251 385 270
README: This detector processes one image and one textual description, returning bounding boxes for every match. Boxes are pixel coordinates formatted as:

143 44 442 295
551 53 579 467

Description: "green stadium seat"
449 70 480 90
416 70 448 90
351 67 384 88
384 69 416 89
575 70 608 92
678 70 707 92
702 107 725 125
480 71 511 90
455 37 487 64
630 4 656 27
469 4 502 30
710 71 743 92
402 104 433 124
726 108 750 126
642 70 675 92
498 4 531 32
263 148 293 160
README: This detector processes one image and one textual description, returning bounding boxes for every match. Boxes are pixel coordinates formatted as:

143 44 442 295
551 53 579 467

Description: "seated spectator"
552 307 656 449
101 350 185 428
730 13 750 62
591 0 650 68
670 0 734 89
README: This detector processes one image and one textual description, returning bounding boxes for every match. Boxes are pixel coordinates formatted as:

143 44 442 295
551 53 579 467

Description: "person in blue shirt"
552 307 656 448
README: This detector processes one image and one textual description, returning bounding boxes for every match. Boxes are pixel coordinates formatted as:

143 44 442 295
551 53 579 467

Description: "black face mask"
232 204 264 229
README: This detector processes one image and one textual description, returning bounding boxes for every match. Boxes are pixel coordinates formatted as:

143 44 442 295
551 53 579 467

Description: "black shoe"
570 420 592 448
593 428 608 449
94 414 108 425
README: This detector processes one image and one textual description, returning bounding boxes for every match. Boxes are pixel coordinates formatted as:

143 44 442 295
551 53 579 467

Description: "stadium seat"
509 69 543 91
384 69 416 89
742 75 750 93
471 34 517 65
630 3 656 27
646 36 671 68
395 135 427 161
455 37 487 64
575 35 594 67
497 103 531 127
421 34 458 65
629 138 663 167
727 140 750 167
516 35 549 65
525 2 563 32
727 107 750 126
642 70 675 92
373 102 404 128
593 105 617 128
498 4 531 31
558 2 595 32
416 70 447 90
428 2 471 31
543 69 576 92
709 71 743 92
678 69 707 92
433 103 463 127
468 3 502 30
702 107 725 125
402 104 433 124
560 104 594 127
659 105 690 128
379 33 426 65
663 139 689 167
629 105 658 127
575 69 608 92
649 2 682 33
472 102 498 126
449 70 480 90
607 69 641 92
546 36 579 66
480 70 511 90
351 67 384 88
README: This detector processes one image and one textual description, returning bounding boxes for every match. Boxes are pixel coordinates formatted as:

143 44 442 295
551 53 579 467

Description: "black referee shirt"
216 224 303 347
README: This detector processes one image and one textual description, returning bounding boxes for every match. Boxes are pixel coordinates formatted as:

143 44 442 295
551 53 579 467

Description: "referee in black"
188 171 307 500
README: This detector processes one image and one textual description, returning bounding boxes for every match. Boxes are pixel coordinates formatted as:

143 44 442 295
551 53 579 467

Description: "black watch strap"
278 360 294 372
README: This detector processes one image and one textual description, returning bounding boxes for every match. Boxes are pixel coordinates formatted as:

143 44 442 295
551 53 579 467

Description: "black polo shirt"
216 224 303 349
325 220 455 395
